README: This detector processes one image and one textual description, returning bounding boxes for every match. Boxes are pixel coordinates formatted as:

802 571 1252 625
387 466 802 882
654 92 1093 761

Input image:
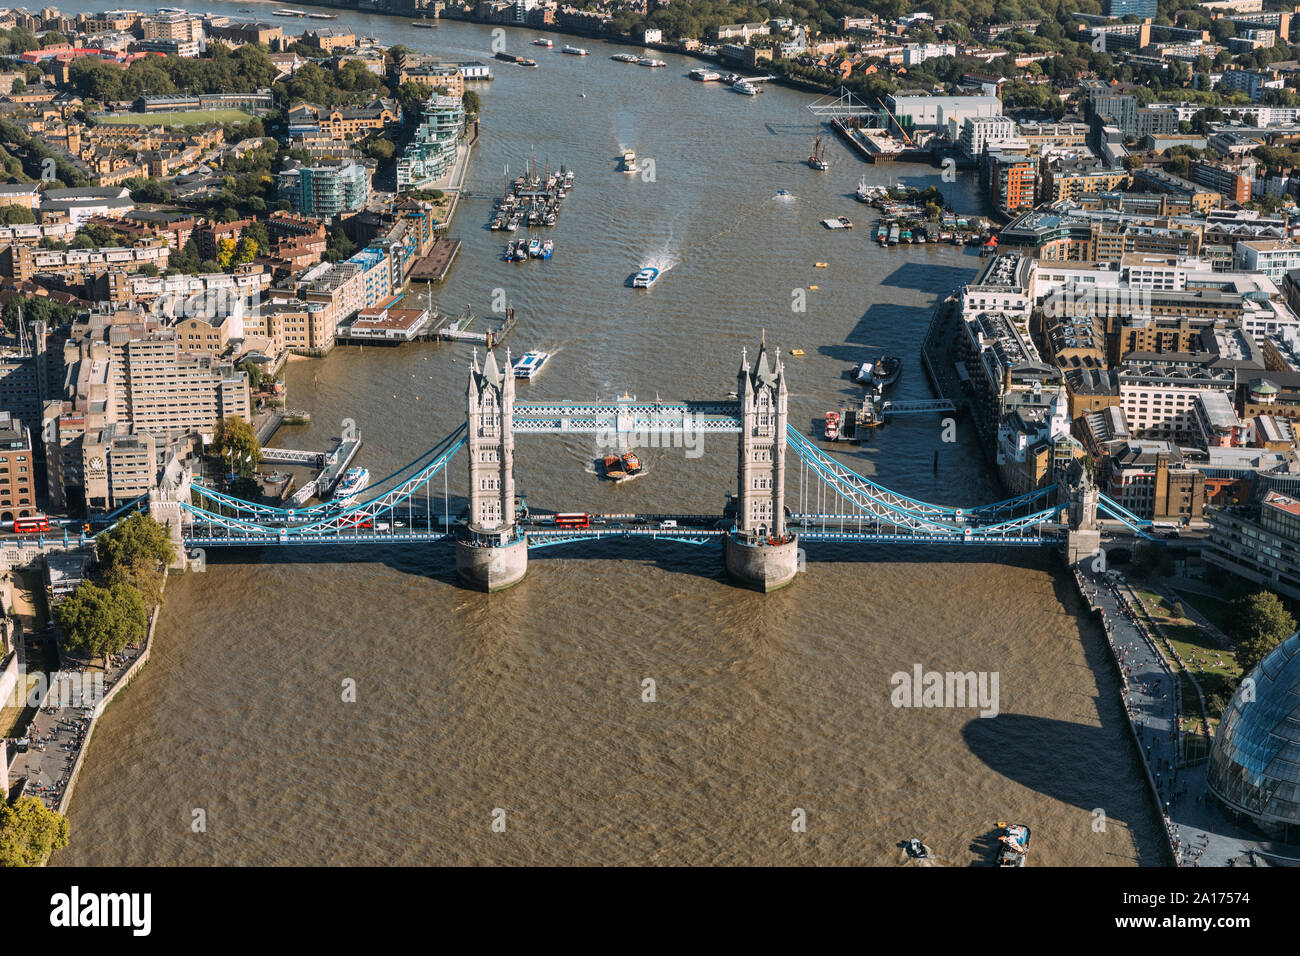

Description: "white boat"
733 79 759 95
632 266 660 288
332 467 370 501
533 38 553 47
853 362 874 385
689 68 721 81
638 57 667 68
620 149 637 173
562 45 589 55
513 350 550 380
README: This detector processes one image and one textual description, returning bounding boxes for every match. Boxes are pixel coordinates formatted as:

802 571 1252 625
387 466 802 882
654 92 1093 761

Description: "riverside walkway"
1075 565 1286 866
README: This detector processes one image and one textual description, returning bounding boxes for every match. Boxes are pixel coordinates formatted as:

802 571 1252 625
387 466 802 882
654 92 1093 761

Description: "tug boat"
621 452 642 474
996 822 1031 867
824 411 840 441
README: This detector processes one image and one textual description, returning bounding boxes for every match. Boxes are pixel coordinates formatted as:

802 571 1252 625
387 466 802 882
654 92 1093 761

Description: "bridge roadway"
511 401 743 434
177 510 1069 549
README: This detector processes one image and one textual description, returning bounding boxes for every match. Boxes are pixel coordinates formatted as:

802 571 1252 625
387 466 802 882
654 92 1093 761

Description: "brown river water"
53 5 1159 865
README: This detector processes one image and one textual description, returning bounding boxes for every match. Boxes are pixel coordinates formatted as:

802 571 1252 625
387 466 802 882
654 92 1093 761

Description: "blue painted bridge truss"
170 422 1073 552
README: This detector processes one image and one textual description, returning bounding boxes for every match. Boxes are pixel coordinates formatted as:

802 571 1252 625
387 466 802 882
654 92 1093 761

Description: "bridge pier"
1065 528 1102 567
724 534 800 592
456 530 528 592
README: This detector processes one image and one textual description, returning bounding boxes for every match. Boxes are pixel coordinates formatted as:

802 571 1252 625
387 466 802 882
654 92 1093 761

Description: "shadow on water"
879 261 978 293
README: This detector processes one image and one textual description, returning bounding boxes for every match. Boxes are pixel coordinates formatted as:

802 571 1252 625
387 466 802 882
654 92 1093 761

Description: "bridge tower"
725 337 800 591
1063 459 1101 566
456 349 528 591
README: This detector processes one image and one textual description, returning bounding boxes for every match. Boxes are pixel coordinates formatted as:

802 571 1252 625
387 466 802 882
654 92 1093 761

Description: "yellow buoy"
790 349 805 356
815 262 828 268
808 285 819 291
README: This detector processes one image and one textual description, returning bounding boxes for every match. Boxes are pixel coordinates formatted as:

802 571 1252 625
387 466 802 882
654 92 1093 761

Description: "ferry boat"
272 9 308 17
541 238 554 259
824 411 840 441
611 53 639 63
533 38 553 47
996 822 1031 867
333 467 370 502
638 57 667 68
622 452 643 474
527 236 542 258
632 266 660 288
873 355 901 387
808 137 829 171
308 12 338 18
620 149 638 173
733 79 759 95
512 350 550 380
562 45 589 55
689 68 721 81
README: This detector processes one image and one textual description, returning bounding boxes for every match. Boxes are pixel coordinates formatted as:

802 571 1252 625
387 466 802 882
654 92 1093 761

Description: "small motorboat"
996 822 1031 867
622 452 642 474
906 838 930 860
541 238 554 259
824 411 840 441
632 266 660 288
527 236 542 258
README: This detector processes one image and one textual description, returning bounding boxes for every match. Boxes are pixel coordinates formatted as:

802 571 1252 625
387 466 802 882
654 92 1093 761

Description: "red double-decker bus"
12 516 50 534
554 513 590 528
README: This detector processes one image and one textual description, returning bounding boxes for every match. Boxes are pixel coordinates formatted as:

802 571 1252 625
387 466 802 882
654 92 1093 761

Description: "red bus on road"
12 516 50 534
554 513 590 528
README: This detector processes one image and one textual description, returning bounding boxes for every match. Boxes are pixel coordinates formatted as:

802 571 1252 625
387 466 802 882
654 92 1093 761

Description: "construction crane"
876 97 916 147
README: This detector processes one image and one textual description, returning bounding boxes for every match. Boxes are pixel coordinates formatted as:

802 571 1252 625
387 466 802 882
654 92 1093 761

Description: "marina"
489 160 575 232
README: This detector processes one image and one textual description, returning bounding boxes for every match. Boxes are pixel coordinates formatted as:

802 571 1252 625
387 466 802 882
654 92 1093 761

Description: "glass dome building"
1207 632 1300 841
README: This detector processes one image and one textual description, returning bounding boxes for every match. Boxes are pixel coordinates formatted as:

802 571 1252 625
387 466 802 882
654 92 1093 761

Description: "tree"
463 89 481 117
213 415 262 475
96 512 175 609
1230 591 1296 674
54 581 148 663
1170 601 1185 619
0 797 69 866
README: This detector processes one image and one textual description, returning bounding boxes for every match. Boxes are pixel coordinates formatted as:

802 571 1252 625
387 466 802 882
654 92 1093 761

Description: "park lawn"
1172 588 1238 637
94 109 255 127
1132 586 1241 730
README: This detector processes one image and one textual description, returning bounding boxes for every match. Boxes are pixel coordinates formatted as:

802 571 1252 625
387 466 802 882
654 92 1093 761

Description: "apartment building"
0 411 36 521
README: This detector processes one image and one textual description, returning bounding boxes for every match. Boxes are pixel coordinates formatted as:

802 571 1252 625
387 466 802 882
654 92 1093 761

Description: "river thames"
53 4 1161 865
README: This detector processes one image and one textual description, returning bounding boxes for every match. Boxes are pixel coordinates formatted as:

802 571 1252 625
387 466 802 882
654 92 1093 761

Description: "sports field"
93 109 256 127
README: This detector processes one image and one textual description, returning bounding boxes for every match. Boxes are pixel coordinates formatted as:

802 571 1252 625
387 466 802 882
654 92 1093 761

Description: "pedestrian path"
1074 565 1282 867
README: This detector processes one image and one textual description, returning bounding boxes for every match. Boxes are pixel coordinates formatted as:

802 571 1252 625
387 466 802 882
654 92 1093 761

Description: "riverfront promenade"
1074 565 1288 866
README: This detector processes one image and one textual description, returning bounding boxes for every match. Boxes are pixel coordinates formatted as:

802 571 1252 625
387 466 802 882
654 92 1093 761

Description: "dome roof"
1206 632 1300 830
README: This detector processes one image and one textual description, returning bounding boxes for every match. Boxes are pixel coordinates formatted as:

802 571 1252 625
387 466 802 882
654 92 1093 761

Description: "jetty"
408 237 461 283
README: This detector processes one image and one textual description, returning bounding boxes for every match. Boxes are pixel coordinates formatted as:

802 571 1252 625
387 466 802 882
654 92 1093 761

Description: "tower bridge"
140 339 1117 592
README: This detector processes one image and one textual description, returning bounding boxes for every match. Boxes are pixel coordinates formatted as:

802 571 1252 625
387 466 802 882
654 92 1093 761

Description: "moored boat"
873 355 901 387
541 238 554 259
333 467 370 502
853 361 874 385
527 236 542 257
824 411 840 441
622 452 642 474
733 79 759 95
